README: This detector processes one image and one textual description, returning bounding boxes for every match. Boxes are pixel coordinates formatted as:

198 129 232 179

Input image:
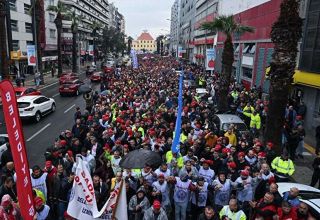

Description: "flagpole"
111 179 124 220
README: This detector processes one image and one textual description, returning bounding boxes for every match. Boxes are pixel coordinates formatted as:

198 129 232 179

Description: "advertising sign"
206 48 216 71
27 45 36 66
178 46 183 58
89 45 94 56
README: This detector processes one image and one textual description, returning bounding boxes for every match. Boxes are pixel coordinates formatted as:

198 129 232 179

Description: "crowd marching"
0 55 318 220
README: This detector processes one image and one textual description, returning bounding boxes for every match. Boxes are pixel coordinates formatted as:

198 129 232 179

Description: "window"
242 67 253 79
24 4 31 14
242 45 250 53
9 0 16 11
11 20 18 32
12 40 19 51
50 29 56 38
27 41 34 45
234 44 240 53
49 0 54 6
49 13 55 22
249 45 256 54
25 22 33 33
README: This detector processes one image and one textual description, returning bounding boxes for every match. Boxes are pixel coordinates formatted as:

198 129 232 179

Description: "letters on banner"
67 157 127 220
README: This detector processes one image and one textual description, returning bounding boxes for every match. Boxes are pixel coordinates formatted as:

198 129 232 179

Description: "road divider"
52 93 60 98
39 82 59 90
26 123 51 142
64 104 75 114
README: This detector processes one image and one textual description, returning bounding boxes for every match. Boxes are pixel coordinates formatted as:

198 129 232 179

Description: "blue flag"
171 71 184 153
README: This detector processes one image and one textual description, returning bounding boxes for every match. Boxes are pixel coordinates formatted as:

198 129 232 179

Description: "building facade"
169 0 180 56
179 0 196 62
132 31 156 53
292 0 320 146
194 0 218 66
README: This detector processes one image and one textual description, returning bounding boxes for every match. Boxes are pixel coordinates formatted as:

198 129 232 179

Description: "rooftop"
137 32 154 41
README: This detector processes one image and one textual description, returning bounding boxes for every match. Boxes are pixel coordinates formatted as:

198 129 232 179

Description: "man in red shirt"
250 192 277 220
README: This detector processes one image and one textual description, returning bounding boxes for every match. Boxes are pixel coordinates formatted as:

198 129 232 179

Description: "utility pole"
0 0 9 79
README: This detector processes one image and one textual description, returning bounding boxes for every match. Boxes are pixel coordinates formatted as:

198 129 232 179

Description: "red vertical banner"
0 81 34 219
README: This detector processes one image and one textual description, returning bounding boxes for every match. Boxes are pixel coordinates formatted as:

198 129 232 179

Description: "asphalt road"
0 72 100 167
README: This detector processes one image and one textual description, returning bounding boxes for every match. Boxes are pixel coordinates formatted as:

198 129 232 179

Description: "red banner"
0 81 34 219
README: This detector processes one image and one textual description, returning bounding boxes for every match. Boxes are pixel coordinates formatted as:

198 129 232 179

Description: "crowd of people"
0 55 317 220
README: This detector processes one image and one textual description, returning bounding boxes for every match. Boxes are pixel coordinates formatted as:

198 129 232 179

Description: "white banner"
67 157 127 219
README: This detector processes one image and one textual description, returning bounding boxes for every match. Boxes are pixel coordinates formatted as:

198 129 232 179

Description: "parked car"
212 114 249 136
17 95 56 122
0 134 9 165
277 183 320 219
90 71 102 82
59 79 84 96
59 72 79 84
14 87 41 97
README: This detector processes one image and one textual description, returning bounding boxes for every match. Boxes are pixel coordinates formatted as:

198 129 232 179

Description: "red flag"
0 81 34 219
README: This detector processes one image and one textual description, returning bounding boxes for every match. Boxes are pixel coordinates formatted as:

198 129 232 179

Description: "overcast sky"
112 0 173 39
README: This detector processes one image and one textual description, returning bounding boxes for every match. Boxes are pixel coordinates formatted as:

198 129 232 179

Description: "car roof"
278 183 320 212
0 134 8 138
215 114 245 124
17 95 45 102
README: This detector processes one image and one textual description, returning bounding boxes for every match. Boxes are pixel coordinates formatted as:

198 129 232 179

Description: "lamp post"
0 0 9 79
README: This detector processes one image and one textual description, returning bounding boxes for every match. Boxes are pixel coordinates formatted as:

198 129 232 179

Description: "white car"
18 95 56 122
277 182 320 219
0 134 9 164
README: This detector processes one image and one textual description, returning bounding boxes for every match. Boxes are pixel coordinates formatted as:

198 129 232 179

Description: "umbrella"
119 149 162 169
79 84 92 94
100 90 110 96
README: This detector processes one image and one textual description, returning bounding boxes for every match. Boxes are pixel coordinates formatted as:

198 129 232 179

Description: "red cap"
123 144 129 149
153 200 161 209
34 196 43 207
103 144 111 151
267 142 274 148
238 152 245 157
60 140 67 146
102 115 109 121
214 145 222 152
241 170 249 176
203 160 213 165
258 152 266 158
158 173 165 178
222 148 231 154
88 115 93 120
255 142 262 147
227 162 237 169
115 140 121 144
45 160 52 168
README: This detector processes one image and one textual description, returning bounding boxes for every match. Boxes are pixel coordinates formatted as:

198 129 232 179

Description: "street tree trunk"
72 30 77 73
218 35 234 113
0 0 9 79
264 0 302 154
35 0 43 83
55 13 63 77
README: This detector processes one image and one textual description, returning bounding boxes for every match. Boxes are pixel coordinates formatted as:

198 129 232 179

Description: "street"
0 72 100 167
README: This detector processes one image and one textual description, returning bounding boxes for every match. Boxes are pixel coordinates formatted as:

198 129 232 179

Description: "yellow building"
132 31 156 52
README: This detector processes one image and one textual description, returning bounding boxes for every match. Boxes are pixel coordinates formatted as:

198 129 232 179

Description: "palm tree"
69 11 82 73
127 36 133 54
202 15 254 112
264 0 302 153
0 0 9 79
47 1 68 77
90 21 102 65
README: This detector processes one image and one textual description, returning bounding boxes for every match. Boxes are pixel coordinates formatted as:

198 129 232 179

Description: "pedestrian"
310 155 320 189
282 187 300 208
198 206 219 220
0 194 21 219
128 188 150 220
219 198 246 220
274 201 298 220
35 71 41 88
296 125 305 159
20 72 25 86
249 192 277 220
51 64 55 78
316 125 320 155
34 196 50 220
143 200 168 220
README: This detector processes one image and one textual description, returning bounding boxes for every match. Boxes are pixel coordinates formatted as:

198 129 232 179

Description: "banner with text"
130 49 138 69
89 45 94 56
67 157 127 219
178 46 183 58
27 45 36 66
206 48 216 71
0 81 35 219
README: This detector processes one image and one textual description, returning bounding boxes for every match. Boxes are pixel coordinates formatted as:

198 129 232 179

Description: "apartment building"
169 0 180 56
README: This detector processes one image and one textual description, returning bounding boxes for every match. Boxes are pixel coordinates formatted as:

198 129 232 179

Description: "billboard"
27 45 36 66
206 48 216 71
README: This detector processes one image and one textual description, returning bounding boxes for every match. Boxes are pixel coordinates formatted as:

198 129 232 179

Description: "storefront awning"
265 67 320 89
293 70 320 89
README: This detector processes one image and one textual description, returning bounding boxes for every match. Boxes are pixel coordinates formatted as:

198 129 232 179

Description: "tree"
127 36 133 54
30 0 46 82
202 15 254 112
156 35 164 54
0 0 9 79
264 0 302 153
101 26 126 56
90 21 102 64
47 1 68 77
69 11 82 73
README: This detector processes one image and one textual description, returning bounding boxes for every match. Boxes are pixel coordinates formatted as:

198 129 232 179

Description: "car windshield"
18 102 30 108
222 123 247 131
15 91 23 96
297 191 320 200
